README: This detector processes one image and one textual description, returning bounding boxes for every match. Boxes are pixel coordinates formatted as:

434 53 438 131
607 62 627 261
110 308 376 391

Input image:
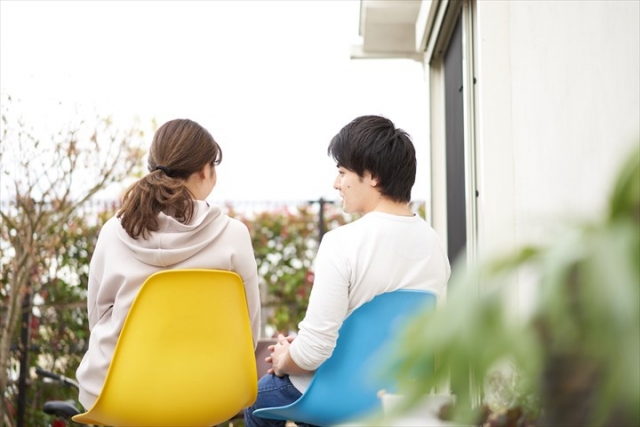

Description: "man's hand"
266 334 295 377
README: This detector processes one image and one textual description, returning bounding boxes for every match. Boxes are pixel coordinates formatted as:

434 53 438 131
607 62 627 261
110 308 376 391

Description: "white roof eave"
353 0 437 60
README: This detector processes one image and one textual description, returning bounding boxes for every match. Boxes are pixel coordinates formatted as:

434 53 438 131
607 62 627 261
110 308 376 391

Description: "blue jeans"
243 374 319 427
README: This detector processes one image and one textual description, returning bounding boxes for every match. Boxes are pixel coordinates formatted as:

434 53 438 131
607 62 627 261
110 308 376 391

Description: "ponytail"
118 169 195 239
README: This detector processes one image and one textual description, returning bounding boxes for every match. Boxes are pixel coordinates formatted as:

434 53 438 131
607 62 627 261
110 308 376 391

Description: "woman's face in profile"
204 163 217 197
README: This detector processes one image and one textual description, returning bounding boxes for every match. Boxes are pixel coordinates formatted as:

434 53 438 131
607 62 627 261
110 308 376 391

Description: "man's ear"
365 171 378 187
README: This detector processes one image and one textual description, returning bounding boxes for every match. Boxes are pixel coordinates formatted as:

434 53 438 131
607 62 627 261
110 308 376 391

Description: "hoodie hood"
116 200 229 267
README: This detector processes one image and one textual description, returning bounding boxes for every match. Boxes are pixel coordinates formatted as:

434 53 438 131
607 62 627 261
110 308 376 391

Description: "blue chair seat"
253 289 437 426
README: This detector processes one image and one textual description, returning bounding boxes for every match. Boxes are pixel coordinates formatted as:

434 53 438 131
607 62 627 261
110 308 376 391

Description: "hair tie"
155 165 171 175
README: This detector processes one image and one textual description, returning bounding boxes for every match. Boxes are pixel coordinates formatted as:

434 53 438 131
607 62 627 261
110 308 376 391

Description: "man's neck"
369 198 414 216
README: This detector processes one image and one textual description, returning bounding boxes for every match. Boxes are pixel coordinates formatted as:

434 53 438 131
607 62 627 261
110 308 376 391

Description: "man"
244 115 451 427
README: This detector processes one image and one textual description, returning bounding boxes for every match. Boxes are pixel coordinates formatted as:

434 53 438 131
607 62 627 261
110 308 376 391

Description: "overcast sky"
1 0 430 204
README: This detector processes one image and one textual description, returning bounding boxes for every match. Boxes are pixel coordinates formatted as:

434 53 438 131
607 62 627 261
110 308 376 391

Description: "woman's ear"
199 164 209 180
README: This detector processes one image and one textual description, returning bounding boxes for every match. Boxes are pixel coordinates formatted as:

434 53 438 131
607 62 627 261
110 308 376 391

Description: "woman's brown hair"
118 119 222 239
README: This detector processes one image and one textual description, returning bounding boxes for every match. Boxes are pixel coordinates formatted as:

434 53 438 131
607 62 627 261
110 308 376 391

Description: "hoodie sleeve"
228 219 261 348
87 218 119 330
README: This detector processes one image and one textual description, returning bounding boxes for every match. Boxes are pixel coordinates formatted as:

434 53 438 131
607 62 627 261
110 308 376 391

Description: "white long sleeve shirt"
288 211 450 392
76 200 260 409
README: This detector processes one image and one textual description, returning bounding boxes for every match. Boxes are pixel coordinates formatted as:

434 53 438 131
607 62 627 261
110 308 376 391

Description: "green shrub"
388 149 640 426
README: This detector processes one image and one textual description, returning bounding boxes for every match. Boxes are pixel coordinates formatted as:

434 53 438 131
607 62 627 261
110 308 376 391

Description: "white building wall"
474 0 640 256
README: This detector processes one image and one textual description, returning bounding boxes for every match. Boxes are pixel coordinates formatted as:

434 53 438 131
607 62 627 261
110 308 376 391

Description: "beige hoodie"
76 200 260 409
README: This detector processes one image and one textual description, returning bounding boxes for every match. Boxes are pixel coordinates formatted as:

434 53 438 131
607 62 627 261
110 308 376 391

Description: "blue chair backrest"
253 289 437 426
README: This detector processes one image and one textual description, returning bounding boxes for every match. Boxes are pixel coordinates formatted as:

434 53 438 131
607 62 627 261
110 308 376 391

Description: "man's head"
327 115 417 204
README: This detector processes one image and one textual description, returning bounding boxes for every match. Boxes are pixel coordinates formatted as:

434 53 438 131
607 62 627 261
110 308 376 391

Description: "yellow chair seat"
73 269 258 426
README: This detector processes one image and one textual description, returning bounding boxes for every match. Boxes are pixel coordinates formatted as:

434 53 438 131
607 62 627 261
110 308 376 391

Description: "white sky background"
1 0 429 204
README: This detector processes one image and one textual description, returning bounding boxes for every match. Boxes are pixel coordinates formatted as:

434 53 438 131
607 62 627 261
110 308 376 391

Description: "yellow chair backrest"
72 269 258 426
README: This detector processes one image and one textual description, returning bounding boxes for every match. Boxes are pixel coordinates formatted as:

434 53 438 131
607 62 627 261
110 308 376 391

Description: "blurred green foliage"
387 149 640 426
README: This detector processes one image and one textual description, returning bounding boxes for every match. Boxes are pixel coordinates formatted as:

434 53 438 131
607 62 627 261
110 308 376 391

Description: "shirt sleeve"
289 231 350 370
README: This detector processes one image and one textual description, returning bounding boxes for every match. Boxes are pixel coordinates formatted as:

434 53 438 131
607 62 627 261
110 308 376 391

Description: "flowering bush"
228 201 355 334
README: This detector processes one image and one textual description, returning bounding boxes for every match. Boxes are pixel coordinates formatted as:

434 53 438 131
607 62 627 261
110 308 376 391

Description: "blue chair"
253 289 437 426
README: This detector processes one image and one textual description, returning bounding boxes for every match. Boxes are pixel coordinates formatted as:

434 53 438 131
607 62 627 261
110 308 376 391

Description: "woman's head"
118 119 222 239
147 119 222 179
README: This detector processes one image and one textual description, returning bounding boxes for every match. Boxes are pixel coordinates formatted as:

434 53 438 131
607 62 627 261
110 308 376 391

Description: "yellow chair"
72 269 258 426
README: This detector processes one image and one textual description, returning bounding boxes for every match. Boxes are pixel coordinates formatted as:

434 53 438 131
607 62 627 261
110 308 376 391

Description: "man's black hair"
327 115 416 203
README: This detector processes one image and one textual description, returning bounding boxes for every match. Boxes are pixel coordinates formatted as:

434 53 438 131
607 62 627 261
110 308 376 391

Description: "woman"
76 118 261 409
